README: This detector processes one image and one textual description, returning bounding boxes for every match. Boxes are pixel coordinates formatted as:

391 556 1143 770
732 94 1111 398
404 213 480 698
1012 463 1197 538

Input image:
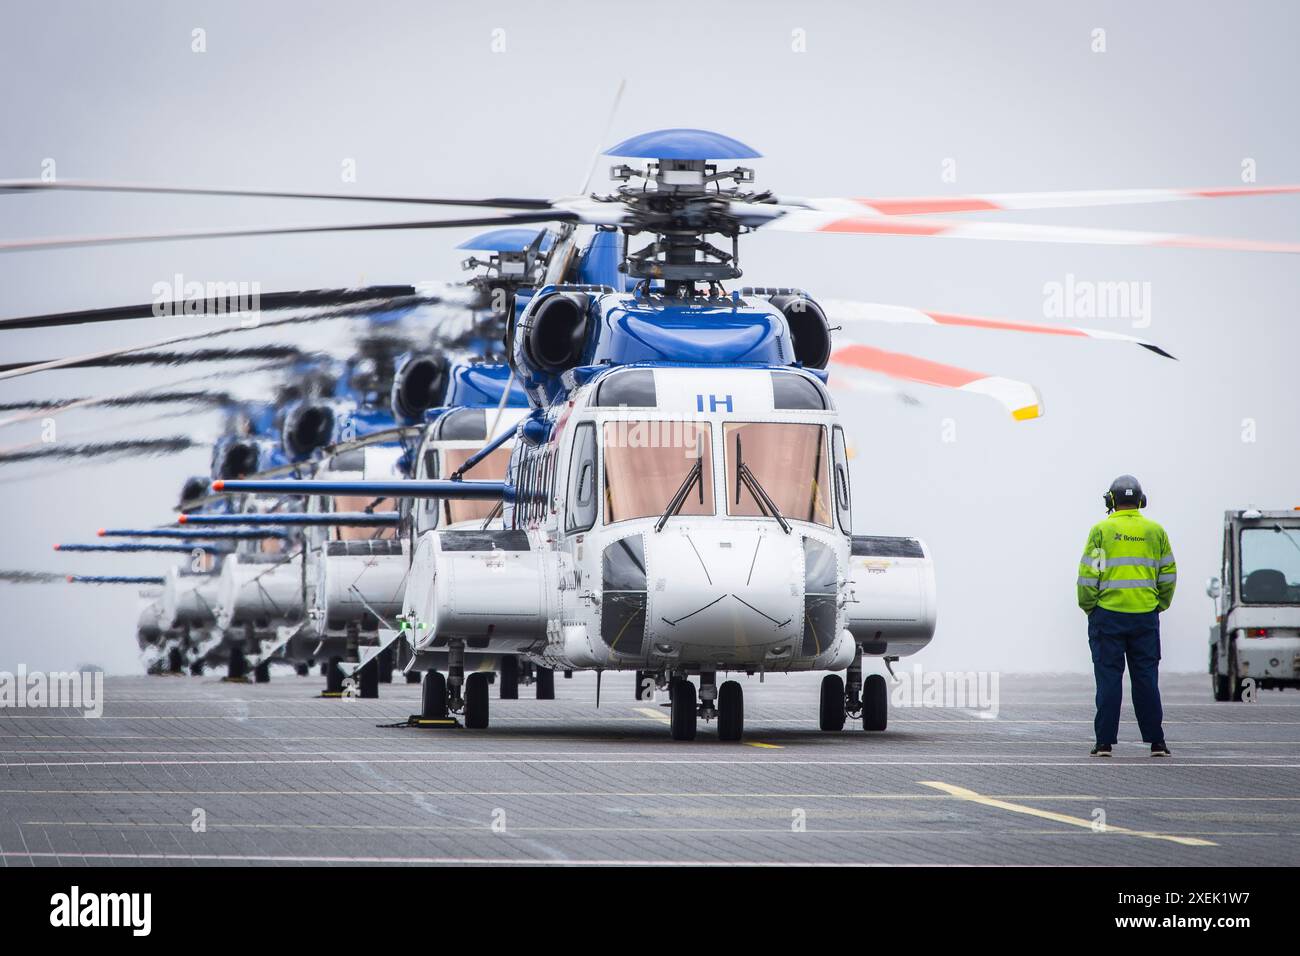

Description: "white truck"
1207 509 1300 700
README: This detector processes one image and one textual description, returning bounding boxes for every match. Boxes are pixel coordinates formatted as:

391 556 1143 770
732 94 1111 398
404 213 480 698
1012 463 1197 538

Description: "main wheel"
669 679 697 741
325 656 344 694
535 666 555 700
358 658 379 699
717 680 743 741
862 673 888 732
499 655 519 699
405 670 421 684
819 673 846 731
319 662 328 677
189 661 204 677
465 672 490 729
254 661 271 684
167 647 184 674
1211 648 1231 701
376 645 394 684
227 645 248 680
296 663 309 677
421 670 447 718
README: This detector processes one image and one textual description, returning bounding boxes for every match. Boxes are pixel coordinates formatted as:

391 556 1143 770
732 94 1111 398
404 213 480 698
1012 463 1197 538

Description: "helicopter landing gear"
862 673 888 732
499 655 519 699
420 670 448 719
357 657 379 699
535 665 555 700
227 645 248 681
376 645 394 684
717 680 744 742
464 672 490 729
324 656 344 695
254 661 271 684
669 678 697 741
819 674 846 731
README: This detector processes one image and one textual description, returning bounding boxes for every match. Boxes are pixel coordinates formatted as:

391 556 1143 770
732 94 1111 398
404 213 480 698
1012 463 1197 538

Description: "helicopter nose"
643 525 805 662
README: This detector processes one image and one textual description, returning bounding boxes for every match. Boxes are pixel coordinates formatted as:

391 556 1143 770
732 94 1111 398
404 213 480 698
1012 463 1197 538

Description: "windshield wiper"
1273 523 1300 556
734 435 791 534
654 452 703 533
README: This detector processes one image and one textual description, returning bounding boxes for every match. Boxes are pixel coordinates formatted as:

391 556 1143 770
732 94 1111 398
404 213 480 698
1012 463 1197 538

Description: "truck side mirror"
1206 576 1222 599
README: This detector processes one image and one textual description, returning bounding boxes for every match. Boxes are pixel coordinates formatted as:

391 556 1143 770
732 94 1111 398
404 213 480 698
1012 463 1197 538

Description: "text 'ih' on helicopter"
194 127 1300 741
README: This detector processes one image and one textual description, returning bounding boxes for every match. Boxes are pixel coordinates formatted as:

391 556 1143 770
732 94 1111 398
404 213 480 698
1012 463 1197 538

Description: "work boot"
1090 743 1112 757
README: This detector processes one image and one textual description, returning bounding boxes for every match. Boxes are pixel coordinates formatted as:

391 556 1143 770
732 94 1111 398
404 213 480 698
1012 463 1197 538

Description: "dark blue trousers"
1087 607 1164 746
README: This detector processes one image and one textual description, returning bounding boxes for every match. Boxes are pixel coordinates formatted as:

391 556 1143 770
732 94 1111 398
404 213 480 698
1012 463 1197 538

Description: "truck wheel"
1229 646 1248 702
1211 648 1231 701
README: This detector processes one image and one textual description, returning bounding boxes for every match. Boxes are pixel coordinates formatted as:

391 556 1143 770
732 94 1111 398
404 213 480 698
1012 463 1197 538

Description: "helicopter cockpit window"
594 369 658 408
440 446 513 524
771 372 828 410
724 422 832 527
602 421 714 525
435 407 487 441
565 422 599 533
332 495 397 540
1240 527 1300 604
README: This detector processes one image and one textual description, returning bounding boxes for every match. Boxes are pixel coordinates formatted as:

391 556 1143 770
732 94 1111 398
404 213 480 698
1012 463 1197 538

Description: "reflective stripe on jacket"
1077 510 1176 614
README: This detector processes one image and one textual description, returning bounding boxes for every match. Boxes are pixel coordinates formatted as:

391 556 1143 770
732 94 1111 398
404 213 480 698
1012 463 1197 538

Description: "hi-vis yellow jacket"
1077 510 1177 614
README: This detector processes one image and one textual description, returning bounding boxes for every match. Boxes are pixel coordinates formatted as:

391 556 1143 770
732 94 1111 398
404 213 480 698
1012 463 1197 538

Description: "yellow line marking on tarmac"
635 707 670 724
918 781 1217 847
745 742 782 749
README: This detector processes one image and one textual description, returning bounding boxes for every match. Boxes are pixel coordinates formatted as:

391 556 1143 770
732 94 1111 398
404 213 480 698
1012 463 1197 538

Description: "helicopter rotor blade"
578 78 628 196
0 345 306 375
829 342 1043 421
0 437 201 466
758 207 1300 254
0 570 165 585
0 178 555 210
822 300 1175 359
0 211 576 255
783 184 1300 217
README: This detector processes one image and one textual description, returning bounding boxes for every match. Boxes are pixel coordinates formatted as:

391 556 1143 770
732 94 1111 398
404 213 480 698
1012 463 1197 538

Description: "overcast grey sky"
1 0 1297 674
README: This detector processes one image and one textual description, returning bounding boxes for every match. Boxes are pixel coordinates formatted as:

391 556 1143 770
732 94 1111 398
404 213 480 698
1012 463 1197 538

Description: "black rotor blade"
0 286 415 332
0 390 233 412
0 179 554 210
0 437 199 465
0 211 575 255
0 345 305 374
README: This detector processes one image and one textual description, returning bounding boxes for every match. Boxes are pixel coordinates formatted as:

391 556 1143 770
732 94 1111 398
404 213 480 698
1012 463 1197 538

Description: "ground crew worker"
1076 475 1176 757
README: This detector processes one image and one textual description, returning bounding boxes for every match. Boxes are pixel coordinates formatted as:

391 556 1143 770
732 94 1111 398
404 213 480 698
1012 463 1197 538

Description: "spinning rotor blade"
830 343 1042 421
54 542 212 554
0 390 233 413
0 212 575 255
178 512 400 527
822 300 1174 359
759 209 1300 254
0 345 305 374
787 184 1300 217
211 478 505 500
0 178 553 210
97 528 289 540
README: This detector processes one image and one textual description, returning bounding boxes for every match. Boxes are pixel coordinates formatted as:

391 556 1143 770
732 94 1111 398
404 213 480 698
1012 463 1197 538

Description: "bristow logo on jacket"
1077 510 1177 614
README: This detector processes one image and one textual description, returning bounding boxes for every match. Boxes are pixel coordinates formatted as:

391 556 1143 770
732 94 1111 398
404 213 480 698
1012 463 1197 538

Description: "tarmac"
1 670 1297 866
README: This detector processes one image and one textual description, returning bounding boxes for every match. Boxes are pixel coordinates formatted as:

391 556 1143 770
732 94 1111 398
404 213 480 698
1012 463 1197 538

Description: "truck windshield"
441 447 513 523
602 421 714 524
724 422 832 526
1240 526 1300 603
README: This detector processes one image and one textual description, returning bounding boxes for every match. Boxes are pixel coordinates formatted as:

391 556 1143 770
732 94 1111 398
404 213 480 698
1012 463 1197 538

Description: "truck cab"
1207 509 1300 699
